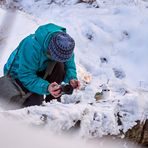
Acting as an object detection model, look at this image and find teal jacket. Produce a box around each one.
[4,23,77,95]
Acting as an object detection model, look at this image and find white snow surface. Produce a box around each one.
[0,0,148,140]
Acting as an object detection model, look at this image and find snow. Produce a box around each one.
[0,0,148,145]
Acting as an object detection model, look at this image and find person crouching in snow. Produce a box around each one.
[4,23,80,107]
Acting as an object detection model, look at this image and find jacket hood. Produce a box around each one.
[35,23,66,50]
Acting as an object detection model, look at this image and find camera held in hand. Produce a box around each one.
[60,83,74,95]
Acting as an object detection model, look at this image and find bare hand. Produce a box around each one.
[69,79,80,89]
[48,82,61,98]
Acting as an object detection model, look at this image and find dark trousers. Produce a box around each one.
[22,62,65,107]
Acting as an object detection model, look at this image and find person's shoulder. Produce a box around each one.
[21,34,42,51]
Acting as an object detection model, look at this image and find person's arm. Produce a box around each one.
[64,53,77,83]
[17,37,50,95]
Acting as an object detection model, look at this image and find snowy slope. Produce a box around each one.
[5,0,148,91]
[0,0,148,141]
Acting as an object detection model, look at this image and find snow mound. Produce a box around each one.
[1,89,148,139]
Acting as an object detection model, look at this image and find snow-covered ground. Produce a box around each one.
[0,0,148,146]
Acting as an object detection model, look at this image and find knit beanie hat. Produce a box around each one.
[48,32,75,62]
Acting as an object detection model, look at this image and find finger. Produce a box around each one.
[52,93,62,98]
[55,93,62,98]
[73,81,80,89]
[52,86,60,91]
[50,82,57,85]
[70,80,76,87]
[70,81,73,86]
[70,79,76,84]
[51,83,60,91]
[72,84,77,89]
[53,89,61,95]
[50,89,60,95]
[51,82,58,87]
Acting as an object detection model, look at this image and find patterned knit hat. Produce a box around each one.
[48,32,75,62]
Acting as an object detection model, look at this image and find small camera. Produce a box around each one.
[60,83,74,95]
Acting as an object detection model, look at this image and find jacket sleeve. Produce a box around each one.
[17,37,50,95]
[64,53,77,83]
